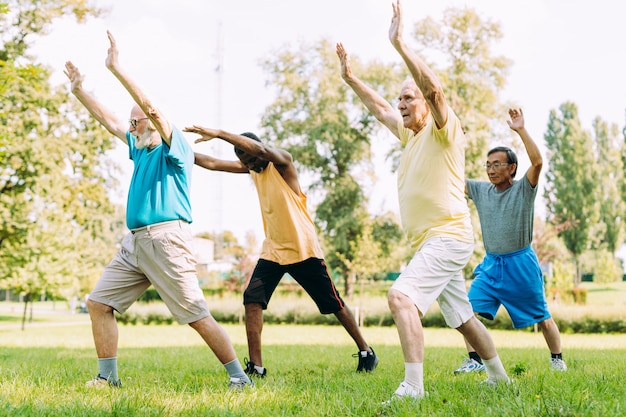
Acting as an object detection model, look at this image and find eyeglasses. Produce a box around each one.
[483,162,510,170]
[128,118,149,127]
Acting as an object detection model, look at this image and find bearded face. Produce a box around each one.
[134,127,154,149]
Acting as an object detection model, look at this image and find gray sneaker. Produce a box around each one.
[453,357,485,375]
[228,377,255,391]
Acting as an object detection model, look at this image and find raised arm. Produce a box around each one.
[185,125,301,194]
[507,108,542,186]
[389,0,448,129]
[184,125,293,167]
[193,152,248,173]
[64,61,128,144]
[336,42,401,138]
[104,31,173,145]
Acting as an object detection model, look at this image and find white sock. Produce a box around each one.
[483,355,509,381]
[404,362,424,392]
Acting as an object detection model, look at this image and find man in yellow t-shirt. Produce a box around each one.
[186,125,378,378]
[337,0,509,401]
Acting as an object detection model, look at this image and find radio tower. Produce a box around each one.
[214,21,224,256]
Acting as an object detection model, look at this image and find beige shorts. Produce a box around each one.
[89,220,210,324]
[391,236,474,328]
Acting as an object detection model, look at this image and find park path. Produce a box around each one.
[0,304,90,330]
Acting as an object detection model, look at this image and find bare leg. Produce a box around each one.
[463,337,476,353]
[87,299,119,358]
[388,289,424,362]
[244,303,264,365]
[456,316,497,360]
[334,306,370,352]
[539,317,562,354]
[188,316,237,364]
[456,317,509,381]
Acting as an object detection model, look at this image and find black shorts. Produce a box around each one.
[243,258,345,314]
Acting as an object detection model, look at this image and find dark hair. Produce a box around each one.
[487,146,518,178]
[234,132,261,156]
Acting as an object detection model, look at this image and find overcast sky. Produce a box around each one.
[31,0,626,245]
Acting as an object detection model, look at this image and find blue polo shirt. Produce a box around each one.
[125,126,193,229]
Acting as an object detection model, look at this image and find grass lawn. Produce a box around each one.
[1,322,625,416]
[1,281,624,416]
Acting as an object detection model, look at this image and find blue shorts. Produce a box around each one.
[468,246,551,329]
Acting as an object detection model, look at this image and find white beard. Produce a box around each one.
[134,129,154,149]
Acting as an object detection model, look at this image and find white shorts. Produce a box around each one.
[391,237,474,328]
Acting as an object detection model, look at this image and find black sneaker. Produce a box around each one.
[354,347,379,372]
[244,358,267,378]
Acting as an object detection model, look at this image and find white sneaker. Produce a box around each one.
[382,381,426,406]
[550,358,568,371]
[481,376,511,386]
[393,381,425,399]
[85,375,122,388]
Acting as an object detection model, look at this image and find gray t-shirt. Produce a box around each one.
[466,176,537,254]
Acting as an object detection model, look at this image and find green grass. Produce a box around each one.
[1,323,625,416]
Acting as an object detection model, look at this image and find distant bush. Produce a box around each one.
[114,281,625,334]
[115,307,625,334]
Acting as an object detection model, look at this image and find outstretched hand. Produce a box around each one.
[183,125,219,143]
[389,0,404,47]
[105,30,119,70]
[506,108,525,131]
[336,42,353,81]
[63,61,83,93]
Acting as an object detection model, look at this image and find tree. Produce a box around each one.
[592,117,624,253]
[544,102,600,287]
[259,38,405,296]
[0,0,124,320]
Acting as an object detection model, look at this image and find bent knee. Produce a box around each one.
[388,289,411,310]
[86,299,113,314]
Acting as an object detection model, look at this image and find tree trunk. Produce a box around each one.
[573,255,582,287]
[344,269,356,300]
[21,292,30,331]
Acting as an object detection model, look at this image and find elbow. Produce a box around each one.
[425,88,445,106]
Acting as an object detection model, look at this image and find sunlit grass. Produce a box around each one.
[1,282,625,415]
[1,324,625,416]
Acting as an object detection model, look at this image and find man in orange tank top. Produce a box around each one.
[186,125,378,378]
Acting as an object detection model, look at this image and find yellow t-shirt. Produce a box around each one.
[250,162,324,265]
[397,108,473,250]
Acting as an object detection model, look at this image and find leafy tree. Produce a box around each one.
[336,218,381,301]
[580,249,623,284]
[371,211,411,276]
[259,38,404,296]
[0,0,123,320]
[544,102,600,287]
[592,117,624,253]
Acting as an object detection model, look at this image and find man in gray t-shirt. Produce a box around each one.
[453,108,567,375]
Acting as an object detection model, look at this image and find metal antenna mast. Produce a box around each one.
[214,21,224,237]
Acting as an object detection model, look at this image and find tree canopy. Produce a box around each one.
[0,0,124,302]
